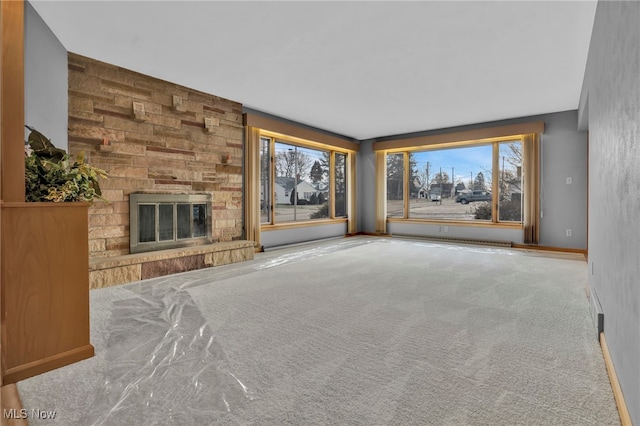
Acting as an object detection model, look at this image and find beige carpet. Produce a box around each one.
[17,237,619,425]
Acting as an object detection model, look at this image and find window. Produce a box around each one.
[259,136,350,224]
[387,138,525,224]
[260,137,271,224]
[335,153,347,217]
[407,144,494,221]
[386,153,404,218]
[274,142,328,222]
[498,141,523,222]
[246,114,359,245]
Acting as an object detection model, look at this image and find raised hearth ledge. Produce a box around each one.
[89,240,255,289]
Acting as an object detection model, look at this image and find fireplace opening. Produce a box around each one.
[130,193,212,254]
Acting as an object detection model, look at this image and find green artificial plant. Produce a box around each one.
[24,126,107,203]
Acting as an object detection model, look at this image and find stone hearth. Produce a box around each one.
[89,240,255,289]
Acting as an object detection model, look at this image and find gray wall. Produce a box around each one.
[539,110,588,249]
[25,2,68,151]
[357,139,377,234]
[359,111,588,249]
[580,1,640,422]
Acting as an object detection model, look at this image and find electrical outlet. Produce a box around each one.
[566,177,572,185]
[443,226,449,233]
[566,229,572,237]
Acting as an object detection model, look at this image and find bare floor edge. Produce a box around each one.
[1,384,28,426]
[17,237,619,425]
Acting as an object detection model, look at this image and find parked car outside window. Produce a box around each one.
[455,190,492,204]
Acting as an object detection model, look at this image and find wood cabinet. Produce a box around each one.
[1,202,94,384]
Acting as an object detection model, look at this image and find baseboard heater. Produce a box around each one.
[391,233,512,248]
[589,286,605,340]
[262,236,345,251]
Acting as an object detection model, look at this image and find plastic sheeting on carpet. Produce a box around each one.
[82,238,374,424]
[84,281,252,425]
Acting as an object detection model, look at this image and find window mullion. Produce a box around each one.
[270,137,276,224]
[491,142,500,223]
[376,151,388,233]
[329,151,335,219]
[403,152,410,219]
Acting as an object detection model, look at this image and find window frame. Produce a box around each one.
[385,135,524,228]
[372,126,545,235]
[259,130,353,230]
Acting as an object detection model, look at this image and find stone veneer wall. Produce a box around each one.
[67,53,244,259]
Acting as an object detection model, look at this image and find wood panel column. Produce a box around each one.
[347,152,357,234]
[243,125,261,249]
[375,151,387,233]
[0,0,26,405]
[1,0,26,202]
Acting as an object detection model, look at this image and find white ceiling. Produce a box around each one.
[30,1,597,140]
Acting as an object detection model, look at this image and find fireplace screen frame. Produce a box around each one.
[129,193,213,254]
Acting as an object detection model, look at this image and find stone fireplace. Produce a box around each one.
[67,53,255,288]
